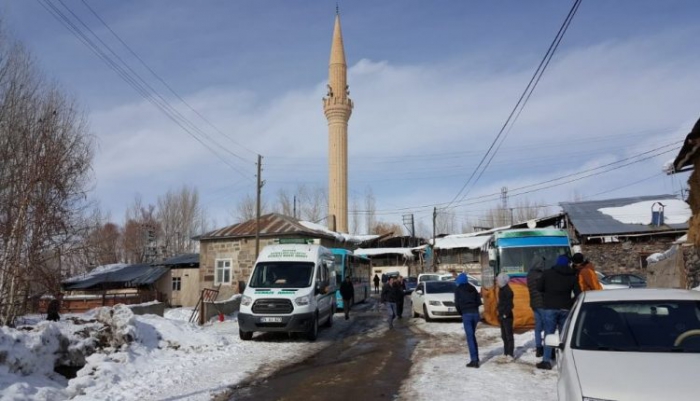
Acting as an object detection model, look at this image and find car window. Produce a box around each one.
[571,300,700,352]
[425,281,457,293]
[630,275,645,284]
[608,275,624,284]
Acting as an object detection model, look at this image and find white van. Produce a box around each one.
[238,244,337,342]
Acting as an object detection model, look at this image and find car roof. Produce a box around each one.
[582,288,700,302]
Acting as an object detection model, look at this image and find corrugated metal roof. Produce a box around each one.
[159,253,199,267]
[560,195,688,236]
[200,213,339,241]
[63,264,169,290]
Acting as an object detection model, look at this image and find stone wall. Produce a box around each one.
[128,301,166,317]
[682,245,700,289]
[201,296,241,325]
[581,237,677,276]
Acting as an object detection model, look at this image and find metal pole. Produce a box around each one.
[432,207,437,272]
[255,154,262,259]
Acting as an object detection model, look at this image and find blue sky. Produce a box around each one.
[2,0,699,234]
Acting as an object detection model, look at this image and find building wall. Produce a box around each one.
[170,268,200,307]
[581,237,677,275]
[199,236,343,301]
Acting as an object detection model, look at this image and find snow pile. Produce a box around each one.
[95,305,140,348]
[598,199,691,225]
[164,307,195,321]
[646,252,666,263]
[693,285,700,291]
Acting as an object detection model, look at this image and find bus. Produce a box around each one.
[331,248,371,309]
[480,229,572,328]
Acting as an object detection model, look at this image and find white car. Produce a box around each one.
[417,273,453,284]
[411,280,460,321]
[545,289,700,401]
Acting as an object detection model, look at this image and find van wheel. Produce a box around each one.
[239,329,253,341]
[423,305,433,322]
[307,314,319,341]
[324,306,334,328]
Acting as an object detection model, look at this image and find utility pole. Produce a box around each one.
[255,155,265,259]
[432,207,437,272]
[293,195,297,219]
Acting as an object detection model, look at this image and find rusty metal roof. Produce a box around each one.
[200,213,337,241]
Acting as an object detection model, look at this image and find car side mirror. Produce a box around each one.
[315,283,323,295]
[544,334,563,350]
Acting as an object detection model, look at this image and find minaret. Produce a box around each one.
[323,10,353,233]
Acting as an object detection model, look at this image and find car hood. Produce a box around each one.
[425,293,455,302]
[573,349,699,401]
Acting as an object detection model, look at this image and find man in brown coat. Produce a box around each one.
[572,253,603,292]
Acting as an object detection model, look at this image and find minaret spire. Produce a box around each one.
[323,10,353,233]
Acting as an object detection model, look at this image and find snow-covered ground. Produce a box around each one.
[1,306,557,401]
[402,319,557,401]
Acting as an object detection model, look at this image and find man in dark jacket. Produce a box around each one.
[497,273,514,358]
[339,276,355,320]
[536,255,580,370]
[373,274,380,294]
[381,276,401,329]
[455,273,482,368]
[395,276,407,319]
[527,256,546,357]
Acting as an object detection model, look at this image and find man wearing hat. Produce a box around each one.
[571,252,603,292]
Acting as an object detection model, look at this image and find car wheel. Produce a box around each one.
[423,305,432,322]
[307,313,319,342]
[239,329,253,341]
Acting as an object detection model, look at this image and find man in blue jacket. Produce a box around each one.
[455,273,482,368]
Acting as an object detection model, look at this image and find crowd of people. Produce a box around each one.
[454,252,602,369]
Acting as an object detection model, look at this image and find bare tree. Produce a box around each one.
[372,221,404,236]
[364,187,376,234]
[0,33,94,325]
[156,185,206,258]
[122,196,159,264]
[436,208,457,235]
[349,196,360,234]
[233,193,264,223]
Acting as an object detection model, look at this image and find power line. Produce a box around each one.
[77,0,259,161]
[445,0,583,209]
[38,0,256,180]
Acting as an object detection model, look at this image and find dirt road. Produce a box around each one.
[218,298,419,401]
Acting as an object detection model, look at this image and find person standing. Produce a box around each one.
[571,253,603,292]
[527,256,546,357]
[536,255,580,370]
[497,273,514,358]
[373,274,380,294]
[455,273,482,368]
[340,275,355,320]
[395,276,407,319]
[381,276,400,329]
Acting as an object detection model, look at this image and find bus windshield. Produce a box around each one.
[249,262,315,288]
[499,246,570,274]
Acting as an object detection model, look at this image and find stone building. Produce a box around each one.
[197,213,375,300]
[560,195,690,275]
[669,116,700,287]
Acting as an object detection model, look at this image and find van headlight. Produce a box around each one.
[295,295,311,306]
[429,301,442,306]
[241,295,252,306]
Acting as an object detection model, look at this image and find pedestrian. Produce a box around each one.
[497,272,514,358]
[395,276,406,319]
[381,276,400,329]
[571,253,603,292]
[46,298,60,322]
[536,255,580,370]
[527,256,546,357]
[455,272,482,368]
[340,275,355,320]
[373,274,380,294]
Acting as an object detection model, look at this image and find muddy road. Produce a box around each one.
[217,298,421,401]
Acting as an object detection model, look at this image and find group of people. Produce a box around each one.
[455,252,602,370]
[379,275,408,329]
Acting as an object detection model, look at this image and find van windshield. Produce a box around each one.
[249,262,315,288]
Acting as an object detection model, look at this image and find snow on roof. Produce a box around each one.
[430,234,490,250]
[354,247,415,258]
[598,199,691,225]
[63,263,129,283]
[298,220,379,244]
[662,158,676,174]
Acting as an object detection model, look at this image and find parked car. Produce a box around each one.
[467,274,482,293]
[595,271,628,290]
[404,276,418,294]
[411,280,459,321]
[545,289,700,401]
[601,273,647,288]
[417,273,453,284]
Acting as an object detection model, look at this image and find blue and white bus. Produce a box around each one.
[331,249,371,309]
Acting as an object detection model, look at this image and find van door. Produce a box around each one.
[315,261,332,320]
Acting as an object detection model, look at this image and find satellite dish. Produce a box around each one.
[527,220,537,229]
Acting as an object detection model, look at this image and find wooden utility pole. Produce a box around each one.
[255,154,264,258]
[432,207,437,272]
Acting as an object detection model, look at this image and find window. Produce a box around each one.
[249,262,314,288]
[215,259,232,285]
[172,277,182,291]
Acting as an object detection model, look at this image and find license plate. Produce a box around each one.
[447,307,456,312]
[260,317,282,323]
